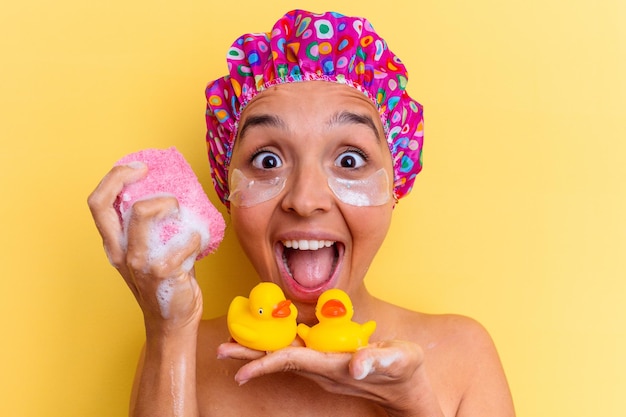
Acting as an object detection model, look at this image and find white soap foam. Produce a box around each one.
[181,254,196,274]
[156,278,176,319]
[378,351,402,369]
[353,356,375,380]
[120,196,211,273]
[353,351,403,380]
[118,192,179,253]
[147,206,210,266]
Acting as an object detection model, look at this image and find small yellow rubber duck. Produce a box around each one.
[227,282,298,351]
[297,288,376,352]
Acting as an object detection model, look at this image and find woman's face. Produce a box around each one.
[228,81,394,320]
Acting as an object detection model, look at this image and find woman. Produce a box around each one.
[88,9,515,417]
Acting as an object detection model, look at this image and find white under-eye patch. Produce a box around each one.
[328,168,390,207]
[228,169,287,207]
[228,167,390,208]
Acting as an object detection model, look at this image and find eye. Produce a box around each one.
[335,149,367,169]
[258,308,264,315]
[252,151,282,169]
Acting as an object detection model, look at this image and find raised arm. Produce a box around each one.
[88,163,202,417]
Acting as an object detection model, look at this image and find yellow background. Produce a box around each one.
[1,0,624,415]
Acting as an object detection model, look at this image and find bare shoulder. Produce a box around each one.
[417,313,505,381]
[382,308,499,373]
[422,313,499,354]
[419,313,515,416]
[377,303,515,416]
[376,300,495,350]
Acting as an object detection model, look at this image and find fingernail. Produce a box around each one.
[126,161,146,169]
[234,372,249,386]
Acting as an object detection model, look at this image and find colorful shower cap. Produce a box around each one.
[205,9,424,207]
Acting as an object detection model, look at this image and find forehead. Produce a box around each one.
[239,81,382,130]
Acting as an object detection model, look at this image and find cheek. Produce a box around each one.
[231,206,266,232]
[348,204,393,258]
[231,207,276,270]
[231,209,263,253]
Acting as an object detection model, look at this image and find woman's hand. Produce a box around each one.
[88,164,204,333]
[216,340,444,417]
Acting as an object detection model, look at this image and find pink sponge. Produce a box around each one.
[114,147,225,263]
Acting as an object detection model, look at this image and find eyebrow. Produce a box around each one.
[237,114,286,141]
[237,110,382,142]
[328,111,382,142]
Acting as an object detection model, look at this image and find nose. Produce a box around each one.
[280,164,333,216]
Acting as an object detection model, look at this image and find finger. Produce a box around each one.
[158,232,202,275]
[233,346,351,385]
[216,342,267,361]
[125,196,179,268]
[87,163,148,263]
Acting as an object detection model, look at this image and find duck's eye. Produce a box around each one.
[258,308,264,315]
[252,151,282,169]
[335,149,366,169]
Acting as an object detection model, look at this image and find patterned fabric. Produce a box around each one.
[205,9,424,207]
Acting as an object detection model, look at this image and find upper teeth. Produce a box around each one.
[283,240,334,250]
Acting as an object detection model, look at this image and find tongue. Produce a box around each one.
[285,246,335,288]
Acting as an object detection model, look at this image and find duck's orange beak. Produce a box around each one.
[321,299,346,318]
[272,299,292,318]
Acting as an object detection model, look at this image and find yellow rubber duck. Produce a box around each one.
[227,282,298,351]
[297,288,376,352]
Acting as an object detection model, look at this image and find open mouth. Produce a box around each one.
[278,239,342,294]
